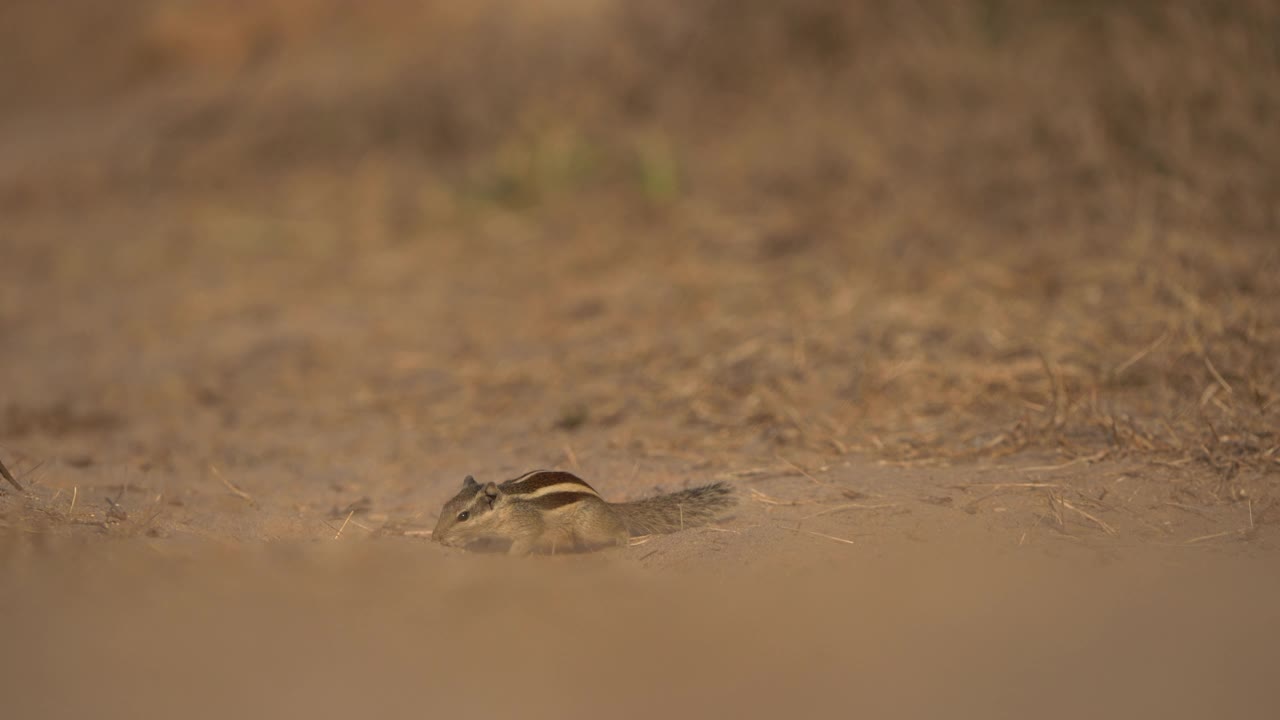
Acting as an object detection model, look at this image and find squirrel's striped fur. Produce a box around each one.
[432,470,735,555]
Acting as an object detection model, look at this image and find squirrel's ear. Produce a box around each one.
[483,482,500,499]
[462,475,478,489]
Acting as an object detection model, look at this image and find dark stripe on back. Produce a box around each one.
[502,471,596,495]
[526,491,597,510]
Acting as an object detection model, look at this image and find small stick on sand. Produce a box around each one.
[1018,450,1109,472]
[775,454,828,486]
[801,503,896,520]
[1045,491,1065,530]
[1203,356,1233,395]
[69,486,78,517]
[1185,528,1249,545]
[719,467,777,479]
[1113,330,1170,377]
[0,457,23,492]
[797,529,856,545]
[1163,501,1213,518]
[748,488,815,506]
[333,509,355,540]
[211,465,253,503]
[1060,499,1118,535]
[956,482,1061,490]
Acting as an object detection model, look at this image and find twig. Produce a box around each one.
[333,510,355,540]
[801,503,896,519]
[1203,356,1233,395]
[748,488,815,506]
[1113,330,1170,377]
[956,482,1061,489]
[138,503,166,532]
[775,454,828,486]
[104,495,128,522]
[211,465,253,503]
[1184,528,1248,545]
[1116,505,1173,536]
[1163,501,1212,518]
[69,486,78,517]
[1045,492,1065,530]
[1018,450,1109,472]
[0,456,23,492]
[797,529,856,545]
[1060,499,1118,535]
[699,526,741,534]
[18,459,47,485]
[719,467,778,479]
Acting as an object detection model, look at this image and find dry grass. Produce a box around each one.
[0,456,23,492]
[0,0,1276,509]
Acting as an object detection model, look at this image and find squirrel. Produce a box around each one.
[431,470,735,555]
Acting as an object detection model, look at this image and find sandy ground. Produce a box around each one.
[5,536,1279,719]
[4,451,1277,718]
[2,2,1278,717]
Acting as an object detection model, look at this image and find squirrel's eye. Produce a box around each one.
[456,510,470,522]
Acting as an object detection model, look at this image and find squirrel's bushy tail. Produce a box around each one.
[614,482,735,535]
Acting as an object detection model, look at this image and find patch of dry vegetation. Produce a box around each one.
[1,1,1276,497]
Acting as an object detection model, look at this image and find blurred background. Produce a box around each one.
[1,0,1277,522]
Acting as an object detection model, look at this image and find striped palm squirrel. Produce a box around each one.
[432,470,735,555]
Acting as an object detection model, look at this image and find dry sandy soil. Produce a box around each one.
[2,2,1278,718]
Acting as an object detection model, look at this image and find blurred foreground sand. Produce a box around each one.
[4,536,1278,720]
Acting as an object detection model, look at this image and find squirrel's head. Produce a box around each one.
[432,475,504,549]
